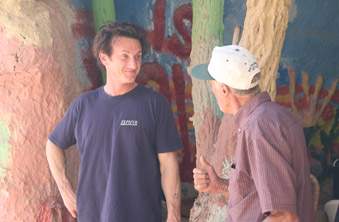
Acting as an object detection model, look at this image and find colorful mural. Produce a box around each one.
[276,0,339,180]
[223,0,339,181]
[114,0,339,184]
[115,0,195,182]
[276,69,339,179]
[71,1,102,90]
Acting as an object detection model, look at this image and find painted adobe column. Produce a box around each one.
[0,0,85,221]
[188,0,226,221]
[239,0,292,100]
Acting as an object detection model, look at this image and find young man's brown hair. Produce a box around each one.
[93,21,150,70]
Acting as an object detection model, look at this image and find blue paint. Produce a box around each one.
[276,67,289,86]
[71,0,92,10]
[70,0,93,87]
[276,66,303,87]
[163,0,191,38]
[280,0,339,90]
[75,38,92,87]
[115,0,149,26]
[116,0,191,43]
[223,0,246,45]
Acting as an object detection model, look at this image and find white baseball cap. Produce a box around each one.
[191,45,260,90]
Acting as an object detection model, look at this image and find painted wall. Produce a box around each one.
[0,0,100,221]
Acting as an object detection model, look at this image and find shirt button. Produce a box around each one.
[238,128,241,133]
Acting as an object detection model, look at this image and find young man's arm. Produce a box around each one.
[158,151,181,222]
[193,156,229,196]
[46,139,77,218]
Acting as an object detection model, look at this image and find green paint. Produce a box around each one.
[192,0,224,48]
[191,0,225,120]
[189,2,226,219]
[309,109,339,179]
[0,122,10,177]
[92,0,116,84]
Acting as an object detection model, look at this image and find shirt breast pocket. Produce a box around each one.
[229,165,252,205]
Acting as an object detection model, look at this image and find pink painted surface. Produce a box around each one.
[190,111,239,221]
[0,29,74,220]
[0,1,96,220]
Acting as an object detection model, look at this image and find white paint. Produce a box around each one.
[57,0,76,31]
[280,56,295,70]
[0,0,52,47]
[289,0,297,22]
[208,203,227,222]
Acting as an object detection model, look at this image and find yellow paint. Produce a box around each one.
[146,80,159,89]
[169,80,174,90]
[275,95,291,103]
[301,72,310,104]
[185,84,192,93]
[308,110,339,148]
[288,71,338,127]
[0,0,52,47]
[187,121,194,130]
[185,105,194,114]
[171,104,177,112]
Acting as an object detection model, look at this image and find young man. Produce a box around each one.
[46,22,182,222]
[191,45,314,222]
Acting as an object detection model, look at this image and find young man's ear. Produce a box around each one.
[99,51,108,66]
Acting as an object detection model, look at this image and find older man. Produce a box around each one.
[192,45,313,222]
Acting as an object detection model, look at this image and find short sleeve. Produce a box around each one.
[154,95,183,153]
[48,100,78,149]
[247,134,297,214]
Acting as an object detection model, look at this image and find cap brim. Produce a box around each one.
[191,63,215,80]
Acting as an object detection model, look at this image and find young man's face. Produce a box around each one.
[102,36,142,84]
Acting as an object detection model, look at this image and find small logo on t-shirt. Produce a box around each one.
[120,120,138,126]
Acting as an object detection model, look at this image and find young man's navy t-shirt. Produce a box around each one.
[48,85,183,222]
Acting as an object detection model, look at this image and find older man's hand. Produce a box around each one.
[193,156,229,196]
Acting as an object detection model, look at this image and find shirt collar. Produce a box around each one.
[232,92,271,127]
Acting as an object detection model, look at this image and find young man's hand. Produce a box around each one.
[59,184,77,218]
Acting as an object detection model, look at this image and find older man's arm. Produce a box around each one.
[193,156,229,196]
